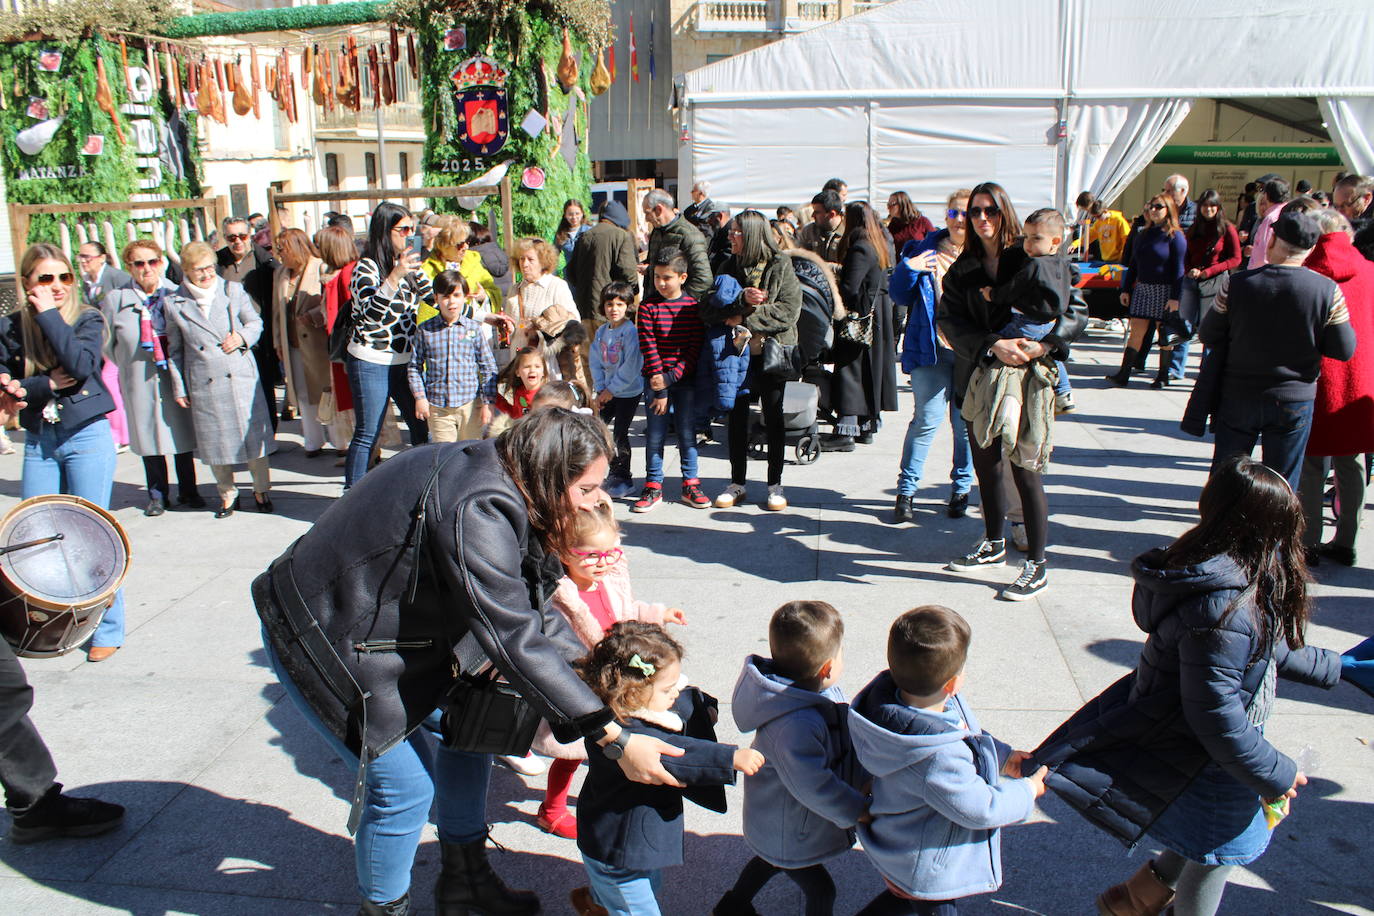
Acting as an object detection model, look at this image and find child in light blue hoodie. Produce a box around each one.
[590,281,644,497]
[849,606,1047,915]
[715,601,868,916]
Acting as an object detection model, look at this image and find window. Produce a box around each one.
[706,54,730,65]
[230,185,249,220]
[324,153,340,191]
[365,152,378,208]
[399,152,410,188]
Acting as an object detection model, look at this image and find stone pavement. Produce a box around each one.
[1,330,1371,915]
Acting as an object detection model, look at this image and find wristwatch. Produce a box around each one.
[601,729,633,760]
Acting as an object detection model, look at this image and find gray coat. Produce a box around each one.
[101,278,197,458]
[163,278,276,465]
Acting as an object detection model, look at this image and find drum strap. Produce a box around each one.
[268,547,373,835]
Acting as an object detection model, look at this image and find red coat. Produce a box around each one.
[1305,231,1374,456]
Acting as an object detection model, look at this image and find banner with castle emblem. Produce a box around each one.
[451,55,509,155]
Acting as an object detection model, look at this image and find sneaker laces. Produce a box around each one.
[1012,560,1043,587]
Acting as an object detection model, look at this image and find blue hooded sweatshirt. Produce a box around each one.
[890,229,949,373]
[849,671,1036,901]
[732,656,868,868]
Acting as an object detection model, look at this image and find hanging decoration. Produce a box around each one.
[589,48,609,96]
[37,49,61,72]
[555,29,577,93]
[521,166,545,190]
[451,54,509,156]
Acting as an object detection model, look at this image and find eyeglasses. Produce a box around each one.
[188,264,218,275]
[946,208,967,220]
[130,258,163,269]
[225,233,249,242]
[393,224,416,233]
[32,272,74,286]
[570,546,624,566]
[1147,203,1167,211]
[76,253,103,262]
[968,205,1000,220]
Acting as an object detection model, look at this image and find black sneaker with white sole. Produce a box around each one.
[1002,559,1048,601]
[947,538,1006,571]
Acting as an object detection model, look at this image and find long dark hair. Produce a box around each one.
[364,201,411,278]
[734,209,780,268]
[555,199,586,247]
[887,191,922,227]
[839,201,891,270]
[1188,188,1229,245]
[496,406,614,559]
[1164,456,1310,654]
[957,181,1020,263]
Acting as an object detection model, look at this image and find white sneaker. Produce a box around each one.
[714,483,747,508]
[497,753,546,777]
[1010,522,1029,552]
[765,485,787,511]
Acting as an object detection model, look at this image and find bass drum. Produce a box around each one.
[0,495,130,658]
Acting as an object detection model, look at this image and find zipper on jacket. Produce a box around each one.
[353,639,434,653]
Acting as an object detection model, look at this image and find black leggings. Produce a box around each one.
[966,420,1049,561]
[727,856,835,916]
[599,395,638,480]
[728,374,786,486]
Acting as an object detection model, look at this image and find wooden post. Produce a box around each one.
[9,204,28,307]
[266,188,280,243]
[499,174,515,255]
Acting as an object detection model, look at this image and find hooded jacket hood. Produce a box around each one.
[1131,547,1249,634]
[849,671,969,778]
[732,655,842,733]
[1306,230,1362,285]
[599,200,630,230]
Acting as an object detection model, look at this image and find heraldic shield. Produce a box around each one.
[451,55,509,155]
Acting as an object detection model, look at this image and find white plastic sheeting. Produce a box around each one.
[680,0,1374,212]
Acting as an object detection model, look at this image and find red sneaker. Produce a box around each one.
[681,479,710,508]
[632,483,663,513]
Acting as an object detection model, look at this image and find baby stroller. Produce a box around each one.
[748,252,837,466]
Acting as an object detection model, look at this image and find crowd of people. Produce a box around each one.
[1,168,1374,916]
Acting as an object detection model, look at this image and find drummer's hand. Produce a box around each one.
[48,367,75,391]
[613,733,686,787]
[175,396,190,408]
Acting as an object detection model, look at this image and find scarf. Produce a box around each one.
[138,285,172,368]
[186,279,217,317]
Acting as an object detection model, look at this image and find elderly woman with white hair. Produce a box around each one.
[683,180,717,233]
[164,241,276,518]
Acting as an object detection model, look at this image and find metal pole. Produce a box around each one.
[375,104,389,194]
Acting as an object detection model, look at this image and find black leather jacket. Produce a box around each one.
[936,244,1087,404]
[252,440,613,763]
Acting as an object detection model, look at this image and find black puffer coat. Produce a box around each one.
[1029,549,1341,847]
[252,440,613,763]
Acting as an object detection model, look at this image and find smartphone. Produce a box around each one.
[407,234,423,259]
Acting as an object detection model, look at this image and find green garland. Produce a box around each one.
[161,2,389,40]
[0,36,200,250]
[0,0,178,43]
[418,16,592,244]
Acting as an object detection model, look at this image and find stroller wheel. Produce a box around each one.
[795,434,821,465]
[749,433,768,460]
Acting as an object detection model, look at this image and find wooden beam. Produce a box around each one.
[10,198,222,216]
[271,185,502,205]
[499,175,514,254]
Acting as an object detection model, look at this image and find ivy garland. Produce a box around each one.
[415,14,593,244]
[0,37,200,251]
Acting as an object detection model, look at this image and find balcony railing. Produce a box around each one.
[316,102,424,136]
[697,0,847,32]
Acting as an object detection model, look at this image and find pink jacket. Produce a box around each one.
[532,559,667,759]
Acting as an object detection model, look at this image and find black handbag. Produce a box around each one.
[439,644,543,756]
[759,336,802,381]
[835,305,874,348]
[1160,309,1194,349]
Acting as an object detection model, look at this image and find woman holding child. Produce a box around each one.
[937,182,1085,601]
[254,408,690,916]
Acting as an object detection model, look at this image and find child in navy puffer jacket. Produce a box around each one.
[715,601,868,916]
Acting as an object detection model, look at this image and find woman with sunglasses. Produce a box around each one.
[937,182,1085,601]
[163,241,276,518]
[101,239,202,516]
[344,202,432,488]
[1108,194,1186,388]
[0,243,125,660]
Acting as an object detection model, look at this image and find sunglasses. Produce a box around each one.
[76,253,104,262]
[570,546,624,566]
[968,205,1000,220]
[1147,203,1167,211]
[33,272,74,286]
[130,258,163,269]
[225,233,250,242]
[946,208,967,219]
[393,223,416,233]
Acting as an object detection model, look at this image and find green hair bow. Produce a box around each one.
[627,654,656,677]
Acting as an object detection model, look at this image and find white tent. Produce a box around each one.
[678,0,1374,214]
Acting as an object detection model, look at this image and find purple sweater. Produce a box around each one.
[1124,226,1187,300]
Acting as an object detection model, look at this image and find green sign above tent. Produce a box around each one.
[1155,145,1342,166]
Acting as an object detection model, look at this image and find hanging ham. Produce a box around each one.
[556,29,578,92]
[232,59,252,116]
[94,56,126,143]
[407,31,418,80]
[249,46,261,118]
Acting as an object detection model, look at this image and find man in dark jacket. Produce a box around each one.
[1333,173,1374,262]
[1200,206,1356,489]
[217,216,281,428]
[644,188,712,302]
[568,200,639,319]
[682,180,718,235]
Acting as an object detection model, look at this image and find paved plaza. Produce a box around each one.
[1,331,1371,915]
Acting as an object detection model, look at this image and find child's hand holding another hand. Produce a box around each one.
[1025,765,1049,799]
[664,607,688,626]
[733,748,765,775]
[1002,750,1031,778]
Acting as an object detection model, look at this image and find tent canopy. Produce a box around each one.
[679,0,1374,213]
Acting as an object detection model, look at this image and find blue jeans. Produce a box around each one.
[584,856,663,916]
[262,633,491,904]
[897,349,972,498]
[1168,278,1201,379]
[1211,394,1314,491]
[643,381,698,484]
[345,356,428,488]
[22,418,124,648]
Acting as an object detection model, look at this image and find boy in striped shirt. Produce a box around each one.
[633,247,708,512]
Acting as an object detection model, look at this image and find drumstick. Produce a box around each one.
[0,533,64,556]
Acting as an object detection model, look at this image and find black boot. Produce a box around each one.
[1150,363,1171,389]
[892,494,914,523]
[359,893,411,915]
[7,784,125,844]
[435,838,540,916]
[1107,347,1138,387]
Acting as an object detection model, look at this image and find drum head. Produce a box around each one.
[0,496,129,611]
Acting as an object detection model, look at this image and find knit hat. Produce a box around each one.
[599,200,630,229]
[1272,208,1320,250]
